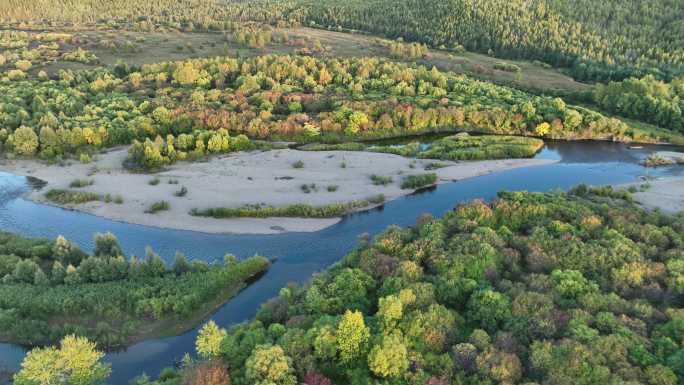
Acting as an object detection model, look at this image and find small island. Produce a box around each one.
[0,231,270,348]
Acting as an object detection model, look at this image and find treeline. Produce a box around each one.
[272,0,684,82]
[0,0,298,32]
[594,75,684,133]
[132,187,684,385]
[0,54,664,165]
[3,0,683,83]
[0,231,270,347]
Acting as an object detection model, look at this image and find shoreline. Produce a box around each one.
[620,176,684,214]
[0,148,558,235]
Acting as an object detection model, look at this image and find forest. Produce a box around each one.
[3,1,684,385]
[0,53,668,170]
[262,0,684,83]
[142,187,684,385]
[20,187,684,385]
[3,0,682,84]
[0,231,270,347]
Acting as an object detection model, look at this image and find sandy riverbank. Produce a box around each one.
[625,177,684,214]
[0,148,557,234]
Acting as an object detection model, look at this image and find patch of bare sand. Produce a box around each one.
[0,148,557,234]
[622,177,684,214]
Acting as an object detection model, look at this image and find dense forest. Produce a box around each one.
[0,53,664,169]
[2,0,683,84]
[594,76,684,134]
[150,187,684,384]
[0,231,270,347]
[22,187,684,385]
[267,0,684,83]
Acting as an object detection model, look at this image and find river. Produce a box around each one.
[0,140,683,384]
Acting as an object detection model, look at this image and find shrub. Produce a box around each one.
[145,201,170,214]
[400,173,438,189]
[370,175,393,186]
[191,195,385,219]
[12,126,39,156]
[45,189,100,204]
[69,179,94,188]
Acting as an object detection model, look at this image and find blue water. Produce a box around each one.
[0,141,683,384]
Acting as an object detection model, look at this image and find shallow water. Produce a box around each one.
[0,141,683,383]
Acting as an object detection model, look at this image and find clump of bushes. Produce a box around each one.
[191,194,385,219]
[370,174,393,186]
[145,201,170,214]
[493,61,521,73]
[401,173,438,189]
[69,179,94,188]
[45,189,100,204]
[641,153,682,167]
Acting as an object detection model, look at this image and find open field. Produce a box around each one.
[24,25,590,95]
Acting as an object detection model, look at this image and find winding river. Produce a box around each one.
[1,140,684,384]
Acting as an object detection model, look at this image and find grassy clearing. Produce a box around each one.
[190,194,386,219]
[401,173,438,189]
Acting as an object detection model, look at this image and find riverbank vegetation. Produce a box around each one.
[190,194,386,219]
[0,52,672,169]
[0,231,270,347]
[123,187,684,385]
[418,134,544,161]
[400,173,438,189]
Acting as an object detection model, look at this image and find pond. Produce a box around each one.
[0,140,683,384]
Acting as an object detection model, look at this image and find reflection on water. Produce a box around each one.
[1,141,684,384]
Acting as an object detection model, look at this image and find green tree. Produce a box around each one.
[336,310,370,364]
[368,333,409,378]
[13,126,39,156]
[14,335,110,385]
[245,344,296,385]
[196,321,227,359]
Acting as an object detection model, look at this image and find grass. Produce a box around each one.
[145,200,170,214]
[300,134,544,162]
[300,142,367,151]
[190,194,386,219]
[424,162,449,170]
[69,179,94,188]
[417,134,544,161]
[401,173,438,190]
[370,174,393,186]
[45,189,100,204]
